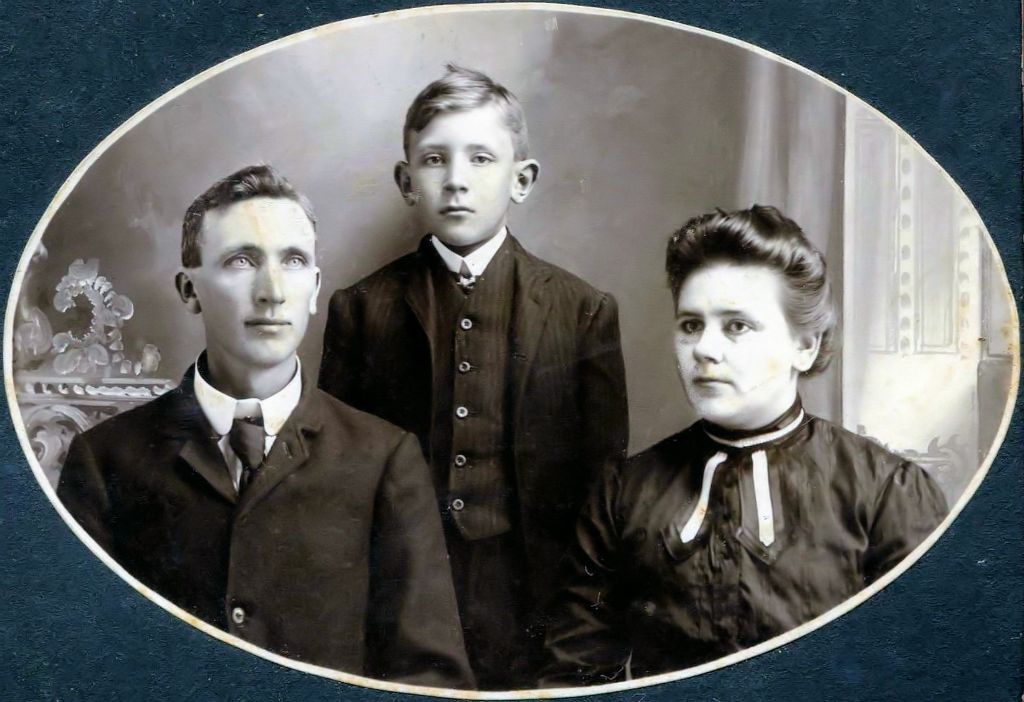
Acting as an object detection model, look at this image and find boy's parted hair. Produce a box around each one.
[666,204,837,375]
[403,64,530,160]
[181,164,317,268]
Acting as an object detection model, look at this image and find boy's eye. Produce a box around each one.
[678,319,703,335]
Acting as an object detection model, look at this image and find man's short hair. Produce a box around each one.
[181,164,316,268]
[403,64,530,160]
[665,204,837,375]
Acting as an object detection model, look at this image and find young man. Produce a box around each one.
[318,66,629,688]
[57,165,473,688]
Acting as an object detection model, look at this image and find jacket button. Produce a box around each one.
[460,318,473,331]
[451,498,465,511]
[455,406,469,419]
[453,454,467,467]
[231,606,246,625]
[458,361,472,373]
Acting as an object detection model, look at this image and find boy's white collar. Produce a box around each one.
[430,227,508,278]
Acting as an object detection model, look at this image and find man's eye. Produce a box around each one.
[471,153,494,164]
[726,320,752,335]
[679,319,703,335]
[282,255,308,269]
[225,256,255,269]
[422,154,444,166]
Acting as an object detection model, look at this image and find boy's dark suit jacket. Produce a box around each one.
[56,366,474,689]
[318,234,629,612]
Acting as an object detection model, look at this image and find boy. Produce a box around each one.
[319,66,629,688]
[58,165,473,687]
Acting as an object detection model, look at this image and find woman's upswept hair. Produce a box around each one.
[666,204,837,375]
[403,64,529,160]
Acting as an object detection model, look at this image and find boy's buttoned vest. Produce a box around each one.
[427,242,517,540]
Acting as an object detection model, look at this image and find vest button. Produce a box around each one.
[451,498,465,511]
[460,318,473,331]
[458,361,472,373]
[453,454,468,467]
[231,606,246,625]
[455,406,469,419]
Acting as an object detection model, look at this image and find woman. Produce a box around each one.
[542,205,948,685]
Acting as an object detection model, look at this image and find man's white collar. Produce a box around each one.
[193,356,302,437]
[430,227,508,278]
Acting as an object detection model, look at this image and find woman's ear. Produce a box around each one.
[175,271,202,315]
[793,331,822,373]
[510,159,540,203]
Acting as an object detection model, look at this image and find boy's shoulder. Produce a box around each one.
[331,234,614,309]
[511,237,611,307]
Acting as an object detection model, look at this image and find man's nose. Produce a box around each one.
[254,264,285,305]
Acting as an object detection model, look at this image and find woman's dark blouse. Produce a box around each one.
[542,410,948,685]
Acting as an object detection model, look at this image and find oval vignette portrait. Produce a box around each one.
[3,3,1019,698]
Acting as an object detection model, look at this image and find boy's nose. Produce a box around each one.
[443,160,470,193]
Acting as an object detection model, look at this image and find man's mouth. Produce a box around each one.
[440,205,474,215]
[245,319,291,328]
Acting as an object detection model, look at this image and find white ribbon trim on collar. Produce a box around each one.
[681,411,803,547]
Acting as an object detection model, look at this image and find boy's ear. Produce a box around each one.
[792,331,822,373]
[394,161,418,205]
[175,271,202,315]
[510,159,540,204]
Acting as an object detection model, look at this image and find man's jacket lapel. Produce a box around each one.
[162,371,237,505]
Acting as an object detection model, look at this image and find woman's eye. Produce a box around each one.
[679,319,703,335]
[726,320,752,335]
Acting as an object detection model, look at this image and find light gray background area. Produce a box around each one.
[18,9,847,454]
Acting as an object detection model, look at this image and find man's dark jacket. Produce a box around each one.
[318,235,629,611]
[56,366,474,688]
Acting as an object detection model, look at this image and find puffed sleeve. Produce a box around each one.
[863,460,948,583]
[540,459,632,687]
[364,431,475,689]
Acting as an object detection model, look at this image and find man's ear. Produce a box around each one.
[308,267,322,315]
[510,159,540,204]
[175,271,202,315]
[394,161,417,205]
[793,331,822,373]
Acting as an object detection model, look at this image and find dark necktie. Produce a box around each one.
[229,416,265,494]
[457,260,476,292]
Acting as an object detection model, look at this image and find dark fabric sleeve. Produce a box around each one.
[577,293,629,475]
[863,460,949,583]
[317,287,365,408]
[56,433,114,555]
[540,460,632,687]
[364,431,475,689]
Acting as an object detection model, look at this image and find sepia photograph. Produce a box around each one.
[2,2,1020,700]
